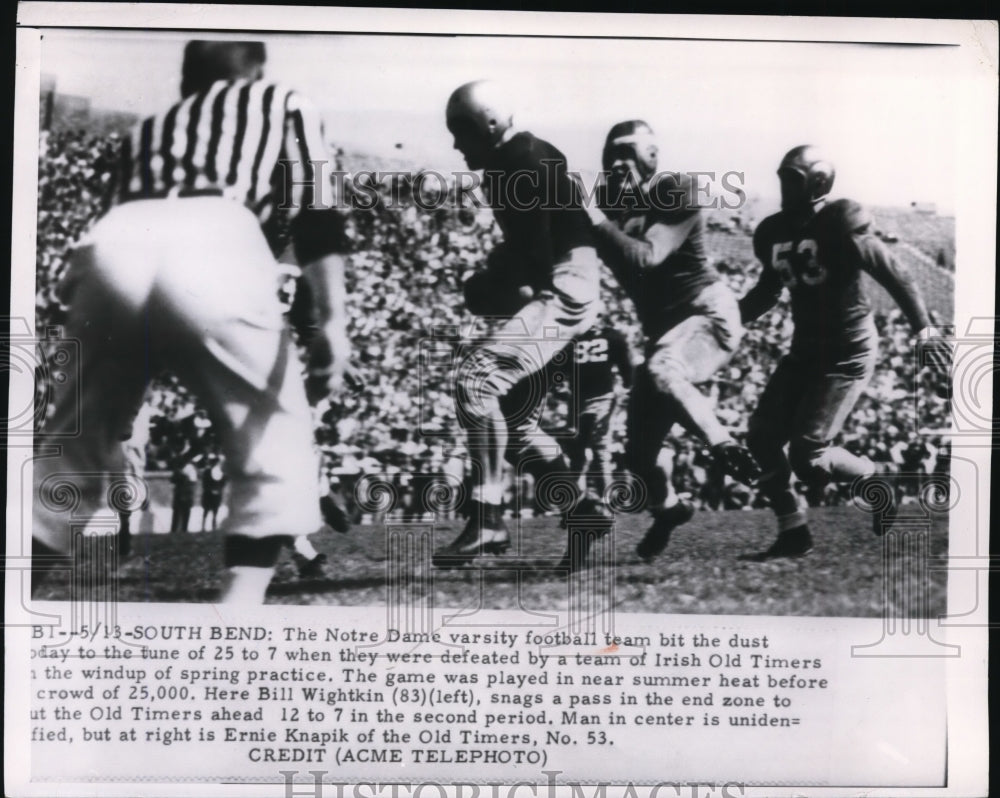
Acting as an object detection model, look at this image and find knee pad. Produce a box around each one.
[224,534,294,568]
[789,437,832,484]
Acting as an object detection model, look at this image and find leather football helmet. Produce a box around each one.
[602,120,658,181]
[777,145,835,206]
[445,81,514,168]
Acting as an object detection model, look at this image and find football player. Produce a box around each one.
[582,120,760,563]
[555,323,633,513]
[433,80,604,567]
[739,145,951,559]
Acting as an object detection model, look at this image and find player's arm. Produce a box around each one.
[854,234,931,331]
[283,90,353,402]
[463,251,535,316]
[738,224,783,323]
[589,215,700,272]
[738,268,782,324]
[465,147,553,314]
[585,171,701,271]
[821,197,948,374]
[854,232,951,375]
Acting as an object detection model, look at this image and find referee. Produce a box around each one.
[33,41,351,603]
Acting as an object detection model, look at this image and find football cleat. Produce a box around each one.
[712,441,761,485]
[432,501,510,568]
[636,500,695,562]
[295,552,328,580]
[743,524,814,561]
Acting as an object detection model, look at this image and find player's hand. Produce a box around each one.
[305,326,351,406]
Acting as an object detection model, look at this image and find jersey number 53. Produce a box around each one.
[772,239,828,287]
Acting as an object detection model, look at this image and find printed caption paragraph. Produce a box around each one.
[26,606,945,785]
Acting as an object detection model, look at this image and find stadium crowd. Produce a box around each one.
[35,130,952,521]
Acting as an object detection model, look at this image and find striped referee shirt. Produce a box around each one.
[119,79,344,261]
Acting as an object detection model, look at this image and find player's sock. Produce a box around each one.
[471,483,505,508]
[293,535,319,560]
[777,504,808,532]
[221,566,277,604]
[650,493,680,513]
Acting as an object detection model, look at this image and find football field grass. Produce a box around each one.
[35,506,948,618]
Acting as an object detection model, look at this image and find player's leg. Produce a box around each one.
[502,374,578,513]
[625,366,694,561]
[441,327,575,564]
[555,395,615,571]
[744,357,806,559]
[443,341,533,563]
[292,533,327,579]
[32,214,152,591]
[564,404,589,489]
[442,252,600,564]
[582,395,615,504]
[150,199,323,603]
[786,343,886,533]
[646,284,759,483]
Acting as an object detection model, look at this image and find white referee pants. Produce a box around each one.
[33,197,322,551]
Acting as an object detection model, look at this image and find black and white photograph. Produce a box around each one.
[5,5,994,796]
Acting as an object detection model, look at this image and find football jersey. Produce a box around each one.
[552,326,631,401]
[598,172,720,339]
[752,199,881,353]
[482,131,594,291]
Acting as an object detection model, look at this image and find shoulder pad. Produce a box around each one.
[816,199,872,237]
[752,212,783,250]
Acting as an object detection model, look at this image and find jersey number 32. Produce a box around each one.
[575,339,609,364]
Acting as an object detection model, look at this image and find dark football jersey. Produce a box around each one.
[751,200,883,354]
[481,131,594,291]
[598,172,720,340]
[552,326,631,401]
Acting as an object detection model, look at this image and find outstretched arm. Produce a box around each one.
[855,235,931,331]
[738,266,783,324]
[855,233,950,375]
